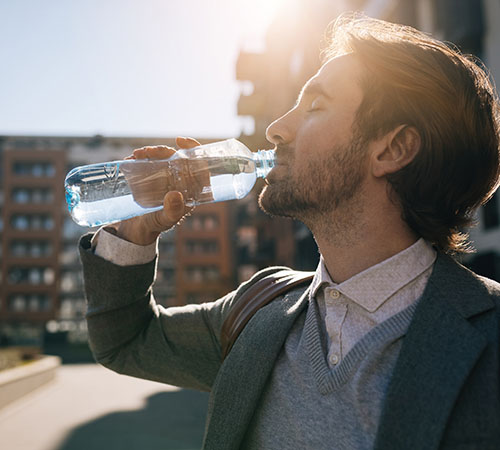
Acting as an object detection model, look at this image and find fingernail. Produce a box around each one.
[169,195,183,209]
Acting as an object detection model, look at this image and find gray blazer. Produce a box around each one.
[80,234,500,449]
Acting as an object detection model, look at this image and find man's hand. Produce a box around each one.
[112,136,201,246]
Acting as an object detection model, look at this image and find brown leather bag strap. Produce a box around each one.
[220,270,314,360]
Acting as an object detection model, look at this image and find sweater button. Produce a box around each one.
[329,354,339,365]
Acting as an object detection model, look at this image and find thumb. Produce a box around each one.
[115,191,191,246]
[146,191,192,232]
[163,191,188,223]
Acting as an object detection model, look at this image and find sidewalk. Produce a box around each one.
[0,364,208,450]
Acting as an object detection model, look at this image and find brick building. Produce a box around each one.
[0,143,66,329]
[0,135,234,344]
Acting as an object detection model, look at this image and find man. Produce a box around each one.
[80,15,500,449]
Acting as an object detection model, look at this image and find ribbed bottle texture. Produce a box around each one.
[64,139,275,227]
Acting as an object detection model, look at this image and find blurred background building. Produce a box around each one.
[1,0,500,356]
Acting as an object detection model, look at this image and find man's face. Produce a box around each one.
[259,54,368,223]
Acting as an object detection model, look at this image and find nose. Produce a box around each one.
[265,109,295,146]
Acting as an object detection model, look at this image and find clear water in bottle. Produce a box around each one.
[65,139,275,227]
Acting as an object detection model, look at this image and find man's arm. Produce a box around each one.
[80,231,232,391]
[79,136,232,391]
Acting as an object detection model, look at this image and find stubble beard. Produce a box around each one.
[258,134,367,229]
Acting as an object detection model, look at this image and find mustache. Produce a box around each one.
[274,145,293,164]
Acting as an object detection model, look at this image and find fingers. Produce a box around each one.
[176,136,201,149]
[129,137,200,160]
[132,145,177,160]
[115,191,192,245]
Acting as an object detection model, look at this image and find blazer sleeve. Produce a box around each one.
[79,233,233,392]
[79,233,288,392]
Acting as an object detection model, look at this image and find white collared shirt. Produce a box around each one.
[310,238,437,367]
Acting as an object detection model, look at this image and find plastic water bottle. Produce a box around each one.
[65,139,275,227]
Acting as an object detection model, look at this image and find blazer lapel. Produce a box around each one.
[203,286,310,450]
[375,254,493,450]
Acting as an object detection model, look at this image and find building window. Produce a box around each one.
[204,215,219,230]
[10,242,27,256]
[237,226,257,256]
[9,295,26,312]
[11,215,29,230]
[60,271,81,292]
[185,240,219,254]
[10,241,53,258]
[8,294,50,312]
[184,214,220,230]
[205,266,220,281]
[12,188,53,204]
[163,269,175,284]
[185,267,203,283]
[61,243,79,264]
[10,214,54,231]
[13,161,55,177]
[31,242,52,257]
[12,188,30,204]
[7,267,55,285]
[184,265,220,282]
[158,241,175,258]
[60,299,74,318]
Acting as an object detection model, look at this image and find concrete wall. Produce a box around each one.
[0,355,61,409]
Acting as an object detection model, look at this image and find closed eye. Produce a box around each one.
[306,97,324,112]
[296,79,333,111]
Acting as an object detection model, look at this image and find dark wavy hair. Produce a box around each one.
[323,15,500,253]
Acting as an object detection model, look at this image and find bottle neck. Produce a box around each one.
[253,149,275,178]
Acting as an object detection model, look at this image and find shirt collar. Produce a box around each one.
[310,256,334,298]
[310,238,437,312]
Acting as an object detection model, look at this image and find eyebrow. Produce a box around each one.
[297,80,334,105]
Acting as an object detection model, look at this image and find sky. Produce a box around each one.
[0,0,288,139]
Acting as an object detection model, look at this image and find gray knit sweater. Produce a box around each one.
[242,295,418,449]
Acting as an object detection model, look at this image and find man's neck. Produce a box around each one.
[310,200,418,283]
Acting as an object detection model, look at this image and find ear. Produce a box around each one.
[370,125,421,178]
